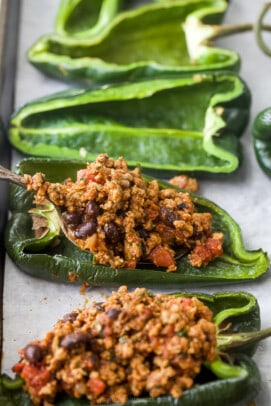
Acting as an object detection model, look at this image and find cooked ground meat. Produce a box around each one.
[25,153,223,271]
[12,286,217,405]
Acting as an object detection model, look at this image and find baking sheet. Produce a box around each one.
[0,0,21,368]
[2,1,271,404]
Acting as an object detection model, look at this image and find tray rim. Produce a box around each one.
[0,0,21,370]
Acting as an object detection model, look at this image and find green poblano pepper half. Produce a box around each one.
[1,290,270,405]
[253,107,271,178]
[27,0,239,84]
[5,157,268,286]
[9,73,250,175]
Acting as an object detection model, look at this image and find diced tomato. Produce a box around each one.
[149,245,176,269]
[206,235,223,257]
[21,364,51,395]
[181,298,193,307]
[88,378,106,396]
[76,169,96,184]
[190,233,223,267]
[12,362,24,374]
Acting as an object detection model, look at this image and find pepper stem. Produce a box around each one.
[217,326,271,352]
[202,3,271,56]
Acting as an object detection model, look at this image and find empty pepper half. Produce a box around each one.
[0,288,270,405]
[27,0,240,85]
[8,73,251,175]
[4,157,268,286]
[253,107,271,178]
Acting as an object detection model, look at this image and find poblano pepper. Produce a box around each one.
[27,0,240,84]
[4,157,268,286]
[1,290,270,405]
[8,73,251,175]
[253,107,271,178]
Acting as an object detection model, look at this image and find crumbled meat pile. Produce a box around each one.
[25,153,223,271]
[13,286,217,405]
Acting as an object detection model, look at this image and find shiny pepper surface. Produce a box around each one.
[9,73,251,175]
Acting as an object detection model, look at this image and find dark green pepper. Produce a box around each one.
[0,290,269,405]
[4,157,268,286]
[27,0,241,84]
[9,73,251,175]
[253,107,271,177]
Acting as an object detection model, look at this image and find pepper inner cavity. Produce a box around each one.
[25,153,224,271]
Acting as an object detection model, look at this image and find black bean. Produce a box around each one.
[24,344,44,364]
[85,200,100,218]
[94,302,105,311]
[62,311,79,322]
[137,228,149,240]
[159,206,177,226]
[103,222,123,244]
[63,211,81,226]
[177,202,189,210]
[60,332,91,350]
[74,220,97,239]
[106,308,121,320]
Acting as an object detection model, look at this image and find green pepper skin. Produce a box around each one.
[9,73,251,175]
[253,107,271,177]
[27,0,240,85]
[55,0,122,39]
[5,158,268,286]
[0,291,262,405]
[54,0,173,39]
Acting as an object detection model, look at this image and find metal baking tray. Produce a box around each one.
[0,0,21,361]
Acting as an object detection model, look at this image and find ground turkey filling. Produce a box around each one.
[25,153,224,271]
[12,286,217,405]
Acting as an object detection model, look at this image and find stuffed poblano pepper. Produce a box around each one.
[253,107,271,177]
[0,287,270,405]
[9,73,251,175]
[27,0,240,84]
[4,154,268,286]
